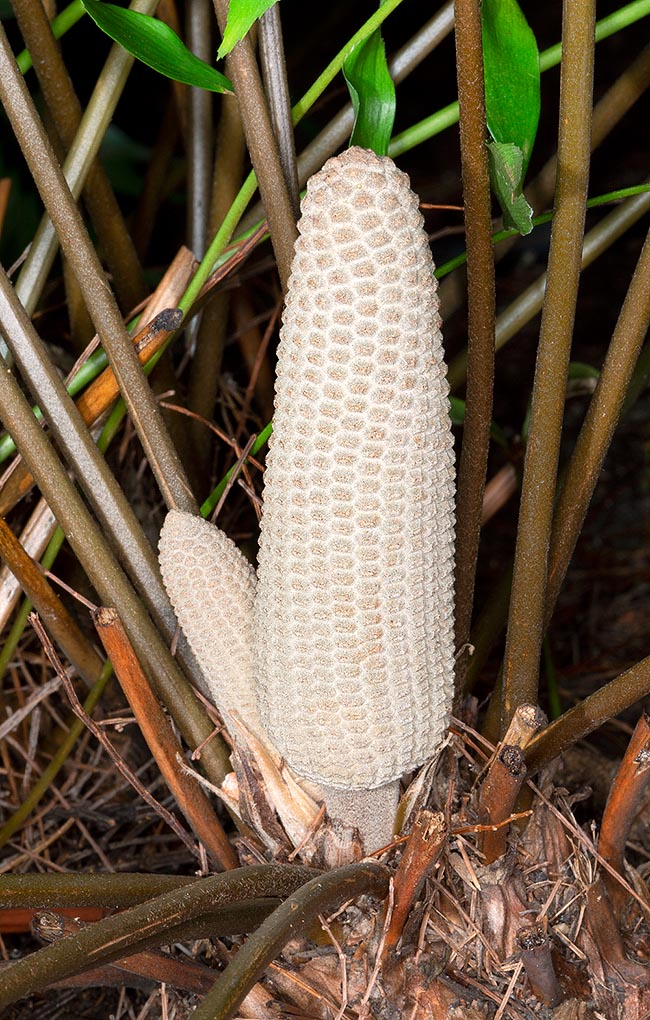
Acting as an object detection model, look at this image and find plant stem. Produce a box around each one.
[0,518,103,687]
[545,225,650,623]
[447,187,650,389]
[10,0,159,348]
[388,1,650,158]
[243,2,454,228]
[187,93,247,481]
[192,862,390,1020]
[525,654,650,772]
[0,865,318,1007]
[500,0,597,730]
[185,0,213,265]
[0,873,201,908]
[0,346,232,785]
[15,1,85,74]
[0,273,185,654]
[598,711,650,910]
[93,607,238,870]
[211,0,297,291]
[0,18,197,515]
[478,745,527,864]
[11,0,147,315]
[452,0,496,681]
[259,2,299,217]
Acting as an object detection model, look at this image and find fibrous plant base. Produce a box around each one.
[7,722,650,1018]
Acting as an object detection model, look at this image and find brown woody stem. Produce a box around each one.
[500,0,596,728]
[598,711,650,911]
[452,0,496,680]
[478,744,527,864]
[383,810,447,955]
[517,921,564,1007]
[92,607,238,871]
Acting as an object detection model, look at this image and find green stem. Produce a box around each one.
[201,422,272,518]
[16,0,86,74]
[448,187,650,391]
[545,225,650,624]
[10,0,159,355]
[0,14,196,515]
[500,0,597,731]
[0,271,187,666]
[211,0,297,291]
[291,0,405,126]
[192,862,390,1020]
[180,0,407,314]
[0,866,318,1007]
[12,0,147,315]
[526,654,650,773]
[0,347,232,787]
[243,3,454,227]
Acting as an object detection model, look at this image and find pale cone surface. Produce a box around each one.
[158,510,261,733]
[254,147,456,790]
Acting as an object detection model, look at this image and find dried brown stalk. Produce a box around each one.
[598,711,650,911]
[517,920,564,1007]
[478,744,527,864]
[582,878,650,987]
[92,606,238,871]
[502,703,547,751]
[382,809,447,956]
[0,517,103,686]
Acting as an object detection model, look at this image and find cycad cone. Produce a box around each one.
[254,148,456,813]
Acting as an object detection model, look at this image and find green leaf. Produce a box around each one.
[482,0,540,169]
[217,0,278,59]
[343,28,395,156]
[568,361,600,381]
[80,0,232,93]
[487,141,534,235]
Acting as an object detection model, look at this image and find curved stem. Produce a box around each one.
[192,861,390,1020]
[0,864,317,1007]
